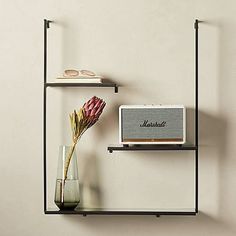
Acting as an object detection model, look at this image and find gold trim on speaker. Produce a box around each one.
[123,138,183,142]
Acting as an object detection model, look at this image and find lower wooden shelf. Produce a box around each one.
[108,144,197,153]
[45,207,197,216]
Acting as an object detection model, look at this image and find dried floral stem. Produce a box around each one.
[64,141,77,180]
[60,141,77,205]
[59,96,106,206]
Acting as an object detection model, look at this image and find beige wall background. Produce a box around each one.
[1,0,236,235]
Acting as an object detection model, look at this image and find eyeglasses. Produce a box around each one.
[63,69,96,77]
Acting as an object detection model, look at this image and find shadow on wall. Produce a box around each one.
[199,111,227,151]
[198,109,228,221]
[216,19,236,228]
[200,19,236,229]
[186,107,195,144]
[76,101,123,208]
[78,151,103,208]
[92,101,121,137]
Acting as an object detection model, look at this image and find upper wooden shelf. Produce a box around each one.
[45,82,118,93]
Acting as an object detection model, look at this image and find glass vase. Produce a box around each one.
[54,145,80,210]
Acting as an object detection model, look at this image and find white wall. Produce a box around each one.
[1,0,236,235]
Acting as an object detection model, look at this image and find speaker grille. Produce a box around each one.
[121,108,184,142]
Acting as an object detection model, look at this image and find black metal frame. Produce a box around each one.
[43,19,200,216]
[194,19,199,214]
[43,19,51,213]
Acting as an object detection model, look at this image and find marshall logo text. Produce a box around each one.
[140,120,167,128]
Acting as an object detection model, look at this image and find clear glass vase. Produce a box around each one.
[54,145,80,210]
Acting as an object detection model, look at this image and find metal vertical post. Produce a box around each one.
[194,19,199,213]
[43,19,52,212]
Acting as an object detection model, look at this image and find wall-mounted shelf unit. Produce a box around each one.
[43,19,200,216]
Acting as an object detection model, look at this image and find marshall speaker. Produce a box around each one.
[119,105,186,144]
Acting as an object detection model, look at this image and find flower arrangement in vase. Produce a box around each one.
[54,96,106,210]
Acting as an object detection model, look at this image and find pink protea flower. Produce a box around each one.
[65,96,106,179]
[83,96,106,127]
